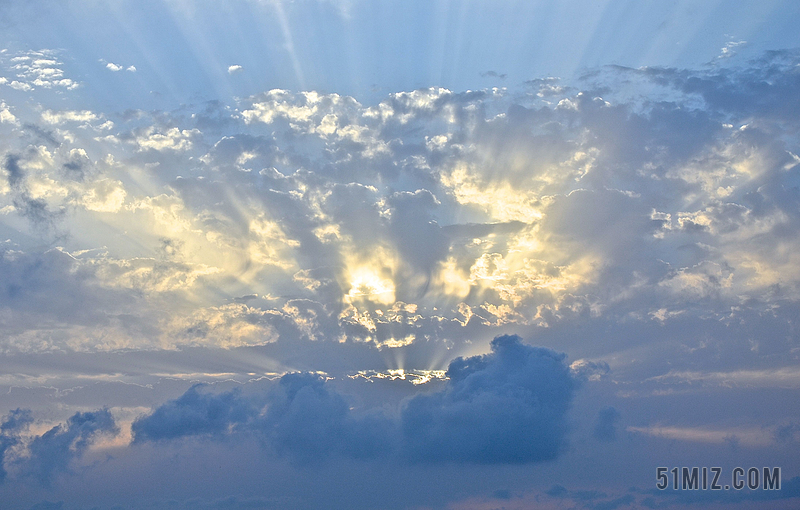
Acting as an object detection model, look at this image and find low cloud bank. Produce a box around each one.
[131,334,577,465]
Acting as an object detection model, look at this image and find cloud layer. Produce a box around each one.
[1,51,799,379]
[0,35,799,508]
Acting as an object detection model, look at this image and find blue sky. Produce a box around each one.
[1,1,800,509]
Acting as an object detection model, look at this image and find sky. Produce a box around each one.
[1,0,800,509]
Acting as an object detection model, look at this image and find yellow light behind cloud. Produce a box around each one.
[344,247,397,306]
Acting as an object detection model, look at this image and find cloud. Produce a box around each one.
[41,110,99,125]
[718,40,746,59]
[106,62,122,72]
[131,374,395,463]
[2,152,65,228]
[6,409,117,485]
[627,424,775,447]
[0,102,18,125]
[260,372,394,462]
[228,65,243,74]
[131,385,256,442]
[592,406,621,442]
[480,70,506,79]
[134,126,201,152]
[1,50,78,90]
[400,334,576,463]
[0,51,799,509]
[132,335,577,466]
[0,50,798,373]
[0,409,33,482]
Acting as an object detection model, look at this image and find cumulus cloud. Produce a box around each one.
[132,335,576,465]
[132,374,394,462]
[105,62,122,72]
[0,409,33,482]
[131,385,256,442]
[228,65,243,74]
[1,409,117,485]
[260,372,394,462]
[134,126,201,152]
[0,102,18,125]
[400,335,576,463]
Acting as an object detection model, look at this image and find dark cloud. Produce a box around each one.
[386,189,449,284]
[774,422,800,443]
[593,406,621,442]
[0,409,33,482]
[132,335,577,466]
[640,50,800,123]
[131,375,395,463]
[14,409,117,485]
[3,153,25,188]
[260,372,394,462]
[27,502,64,510]
[131,385,256,443]
[401,334,576,463]
[21,123,60,148]
[480,71,507,79]
[60,150,92,181]
[2,152,64,228]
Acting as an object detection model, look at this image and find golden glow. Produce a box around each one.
[344,247,397,305]
[346,268,396,305]
[432,256,472,299]
[248,214,300,269]
[440,162,543,223]
[377,335,415,349]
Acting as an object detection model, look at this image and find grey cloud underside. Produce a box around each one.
[131,335,577,465]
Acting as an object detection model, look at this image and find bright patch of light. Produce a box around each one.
[349,369,448,385]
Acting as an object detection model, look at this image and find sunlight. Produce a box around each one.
[343,246,398,305]
[345,265,396,305]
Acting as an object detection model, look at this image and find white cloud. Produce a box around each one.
[228,64,243,74]
[0,101,17,125]
[106,62,123,72]
[135,126,201,152]
[9,80,32,91]
[41,109,99,124]
[4,50,79,90]
[719,40,746,59]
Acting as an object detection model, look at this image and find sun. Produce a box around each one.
[345,266,396,305]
